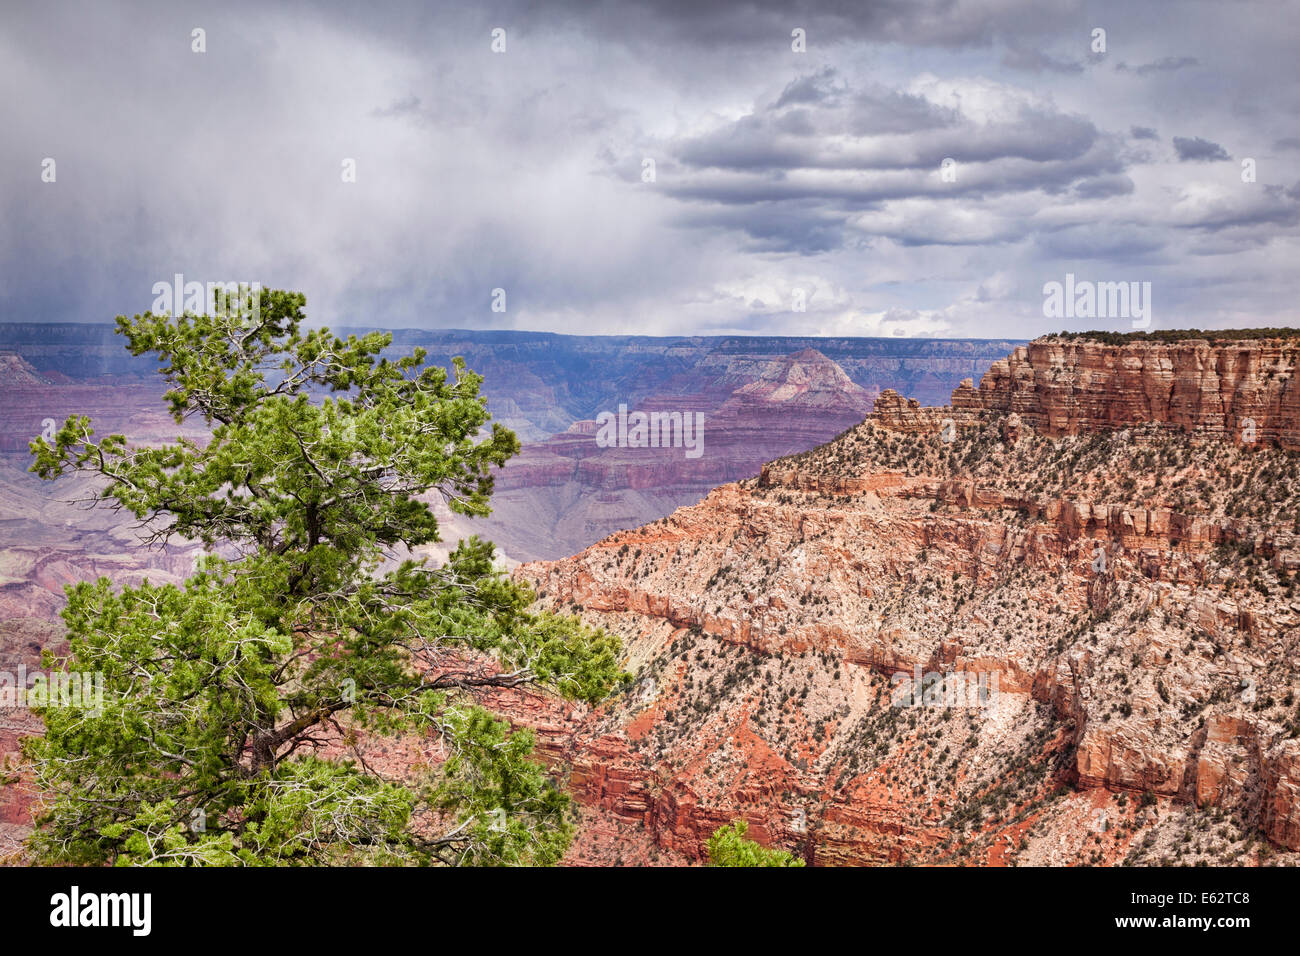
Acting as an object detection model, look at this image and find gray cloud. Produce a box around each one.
[513,0,1085,51]
[0,0,1297,340]
[672,92,1098,175]
[774,68,843,108]
[1173,136,1232,162]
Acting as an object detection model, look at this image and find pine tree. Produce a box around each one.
[24,290,626,865]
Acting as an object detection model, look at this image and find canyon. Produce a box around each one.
[0,326,1015,859]
[954,335,1300,449]
[444,348,881,560]
[0,326,1018,563]
[4,327,1300,866]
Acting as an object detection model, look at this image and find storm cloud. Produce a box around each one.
[0,0,1297,338]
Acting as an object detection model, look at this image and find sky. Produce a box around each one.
[1,0,1297,338]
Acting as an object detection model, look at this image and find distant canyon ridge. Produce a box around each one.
[0,324,1022,563]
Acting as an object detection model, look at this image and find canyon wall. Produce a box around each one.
[460,349,878,560]
[953,337,1300,450]
[0,325,1022,442]
[513,333,1300,865]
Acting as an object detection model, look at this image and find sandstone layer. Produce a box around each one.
[953,336,1300,450]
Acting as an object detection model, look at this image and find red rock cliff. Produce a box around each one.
[953,337,1300,450]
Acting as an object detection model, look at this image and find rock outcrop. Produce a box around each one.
[955,336,1300,450]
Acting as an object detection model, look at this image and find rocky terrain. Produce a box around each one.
[440,349,877,560]
[7,328,1300,867]
[0,329,1012,859]
[513,332,1300,865]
